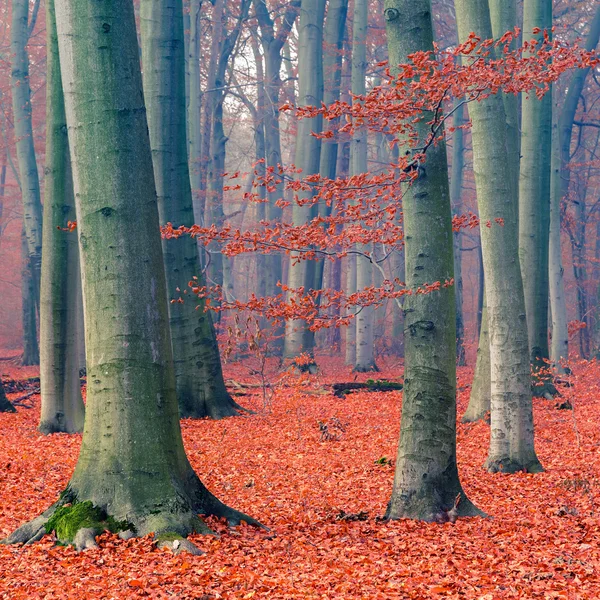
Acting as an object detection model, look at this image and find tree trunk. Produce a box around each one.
[3,0,258,550]
[455,0,543,474]
[11,0,43,300]
[384,0,481,521]
[518,0,553,383]
[551,5,600,368]
[21,231,39,366]
[351,0,378,372]
[39,0,85,434]
[283,0,325,360]
[450,101,466,366]
[462,300,491,422]
[0,379,16,413]
[140,0,242,419]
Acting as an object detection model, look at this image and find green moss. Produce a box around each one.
[154,531,183,544]
[45,501,134,542]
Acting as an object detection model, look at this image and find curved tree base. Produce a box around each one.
[461,401,490,424]
[179,392,249,420]
[38,421,84,435]
[385,489,486,523]
[0,397,16,413]
[485,456,544,474]
[353,363,380,373]
[531,379,559,401]
[1,473,263,553]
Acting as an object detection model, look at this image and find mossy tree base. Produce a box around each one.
[2,477,262,553]
[353,362,380,373]
[179,392,247,420]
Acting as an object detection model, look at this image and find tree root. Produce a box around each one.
[353,363,380,373]
[485,456,544,474]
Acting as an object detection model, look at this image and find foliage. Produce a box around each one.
[1,358,600,597]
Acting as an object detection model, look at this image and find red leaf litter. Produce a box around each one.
[1,356,599,599]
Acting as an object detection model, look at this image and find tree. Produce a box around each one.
[140,0,242,418]
[352,0,378,372]
[455,0,543,474]
[3,0,257,551]
[384,0,481,521]
[518,0,554,393]
[11,0,43,364]
[38,0,85,434]
[0,378,16,413]
[283,0,326,360]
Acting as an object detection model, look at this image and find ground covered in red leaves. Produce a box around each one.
[0,355,599,599]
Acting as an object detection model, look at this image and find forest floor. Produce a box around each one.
[0,353,599,599]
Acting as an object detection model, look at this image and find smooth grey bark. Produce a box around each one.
[462,300,491,422]
[11,0,43,298]
[283,0,325,359]
[3,0,258,549]
[21,230,39,366]
[39,0,85,434]
[140,0,242,418]
[384,0,481,521]
[352,0,378,372]
[519,0,553,388]
[455,0,543,474]
[450,101,466,366]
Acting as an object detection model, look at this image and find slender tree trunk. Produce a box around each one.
[450,101,466,366]
[462,300,491,422]
[455,0,543,474]
[352,0,378,372]
[384,0,481,521]
[140,0,242,419]
[39,0,85,434]
[3,0,258,550]
[518,0,553,385]
[283,0,325,360]
[21,231,39,366]
[551,6,600,369]
[11,0,43,301]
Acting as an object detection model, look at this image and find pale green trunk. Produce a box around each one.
[518,0,553,378]
[7,0,257,540]
[385,0,480,520]
[39,0,85,434]
[283,0,325,359]
[140,0,241,419]
[352,0,377,372]
[450,101,466,366]
[462,301,491,422]
[21,231,39,366]
[11,0,43,297]
[455,0,543,474]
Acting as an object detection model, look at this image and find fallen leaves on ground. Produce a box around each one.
[0,356,599,599]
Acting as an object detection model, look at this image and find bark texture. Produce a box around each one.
[140,0,241,419]
[39,0,85,434]
[384,0,481,520]
[3,0,258,550]
[455,0,543,474]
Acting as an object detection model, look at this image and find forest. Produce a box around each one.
[0,0,599,597]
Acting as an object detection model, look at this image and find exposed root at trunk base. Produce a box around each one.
[485,456,544,474]
[1,480,265,553]
[179,393,249,420]
[384,490,486,522]
[532,379,559,400]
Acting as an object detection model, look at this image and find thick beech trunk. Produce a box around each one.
[518,0,553,382]
[283,0,325,359]
[3,0,257,550]
[11,0,43,300]
[455,0,543,474]
[384,0,480,521]
[39,0,85,434]
[140,0,242,418]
